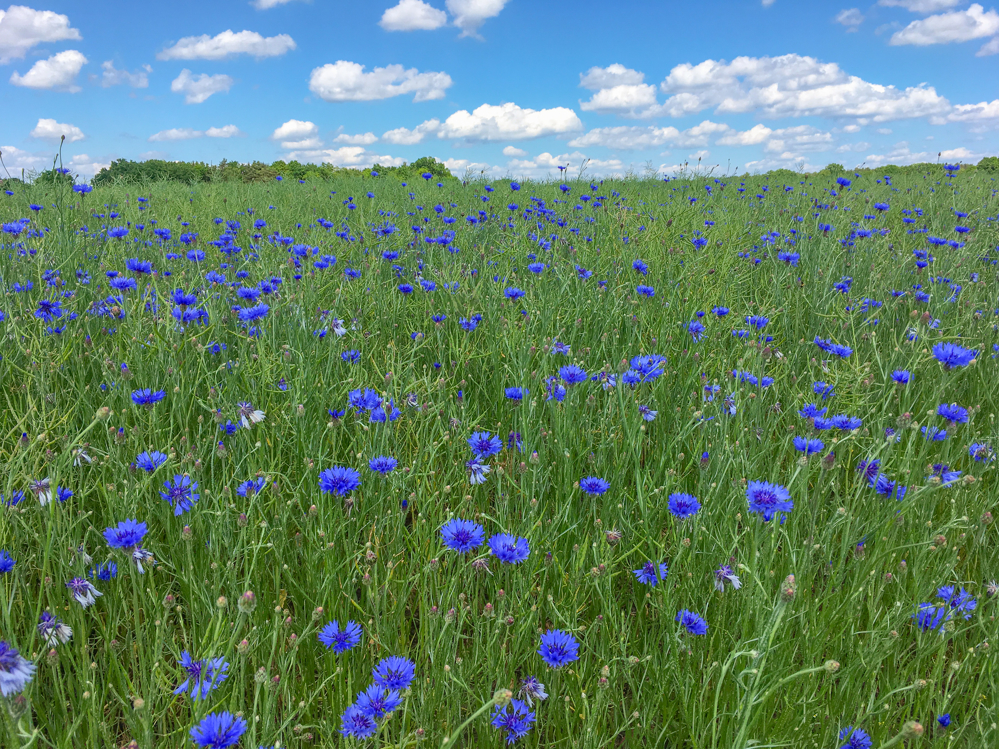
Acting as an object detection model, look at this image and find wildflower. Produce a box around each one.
[838,726,873,749]
[236,477,266,497]
[937,586,976,619]
[491,698,536,744]
[0,641,36,696]
[0,551,14,574]
[637,284,656,298]
[468,431,503,459]
[131,388,166,407]
[369,455,398,474]
[236,401,265,428]
[630,354,667,381]
[441,519,485,553]
[633,561,668,586]
[937,403,969,425]
[318,620,362,653]
[318,466,361,496]
[559,364,588,385]
[174,652,230,700]
[135,451,168,473]
[969,443,994,462]
[372,656,416,690]
[467,459,491,485]
[518,676,548,706]
[37,612,72,646]
[88,562,117,580]
[505,387,526,401]
[687,320,705,341]
[488,534,530,564]
[579,476,609,496]
[160,475,200,516]
[339,705,378,738]
[932,342,976,369]
[676,609,708,635]
[891,370,911,385]
[793,436,824,455]
[746,480,793,522]
[714,565,741,592]
[538,629,579,668]
[356,684,403,719]
[937,714,951,729]
[874,473,906,500]
[638,404,657,421]
[66,577,102,607]
[29,477,52,505]
[668,492,700,519]
[190,711,247,749]
[913,603,950,632]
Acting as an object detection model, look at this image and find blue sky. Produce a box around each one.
[1,0,997,180]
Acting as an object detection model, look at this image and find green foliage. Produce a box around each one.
[977,156,999,173]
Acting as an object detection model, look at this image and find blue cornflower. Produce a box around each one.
[579,477,609,496]
[491,698,536,744]
[126,258,152,274]
[131,388,166,407]
[746,481,793,522]
[687,320,705,341]
[518,676,548,706]
[838,726,873,749]
[397,283,414,294]
[488,534,530,564]
[369,455,398,474]
[793,436,824,455]
[891,369,911,384]
[633,561,668,586]
[874,473,906,500]
[135,451,168,472]
[504,287,526,300]
[969,443,994,462]
[505,387,526,401]
[0,641,36,696]
[668,492,701,519]
[88,562,117,580]
[319,466,361,496]
[339,705,378,738]
[813,381,835,399]
[237,303,269,323]
[630,354,667,381]
[174,652,230,701]
[160,475,200,515]
[712,306,730,316]
[318,620,362,653]
[745,315,769,329]
[914,603,950,632]
[932,342,976,369]
[37,611,72,646]
[937,714,951,729]
[538,629,579,669]
[922,426,948,441]
[937,585,977,619]
[676,609,708,635]
[190,711,247,749]
[937,403,968,425]
[559,364,588,385]
[468,431,503,459]
[714,565,742,592]
[356,684,403,719]
[236,477,266,497]
[441,519,485,553]
[109,277,137,292]
[0,551,14,574]
[103,519,147,549]
[372,656,416,690]
[467,458,491,484]
[637,284,655,298]
[632,259,649,275]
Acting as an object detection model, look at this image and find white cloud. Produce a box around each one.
[445,0,509,37]
[100,61,151,88]
[333,132,379,145]
[206,125,242,137]
[947,99,999,122]
[860,141,980,166]
[148,125,243,142]
[380,0,448,31]
[877,127,893,134]
[568,125,680,149]
[309,60,451,102]
[653,54,950,122]
[251,0,303,8]
[0,5,80,64]
[283,145,405,168]
[835,8,865,30]
[10,50,87,91]
[443,157,501,177]
[577,64,661,117]
[763,125,835,154]
[502,145,527,156]
[30,117,84,142]
[507,150,630,179]
[978,34,999,54]
[890,3,999,45]
[437,102,583,141]
[158,29,296,60]
[717,123,774,145]
[878,0,962,13]
[836,141,871,152]
[170,69,234,104]
[762,0,776,6]
[579,63,646,90]
[381,119,441,144]
[270,119,322,149]
[67,153,110,179]
[0,145,107,179]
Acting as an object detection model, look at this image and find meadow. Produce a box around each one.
[0,160,996,749]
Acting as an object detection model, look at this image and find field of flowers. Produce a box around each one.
[0,163,996,749]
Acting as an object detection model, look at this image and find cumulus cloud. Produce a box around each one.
[283,145,405,168]
[100,60,151,88]
[577,64,659,116]
[445,0,510,37]
[568,125,679,150]
[716,123,774,146]
[10,50,87,91]
[860,141,980,166]
[0,5,80,64]
[890,3,999,45]
[762,125,835,154]
[437,102,583,141]
[30,118,84,142]
[878,0,961,13]
[947,99,999,122]
[506,150,630,179]
[158,29,296,60]
[443,157,501,177]
[333,132,379,145]
[502,145,527,157]
[0,145,107,178]
[309,60,451,102]
[381,119,441,144]
[380,0,448,31]
[652,53,950,122]
[762,0,776,6]
[835,8,865,30]
[170,69,234,104]
[271,119,321,149]
[148,125,242,142]
[978,35,999,54]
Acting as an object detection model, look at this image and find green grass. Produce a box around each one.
[0,166,996,749]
